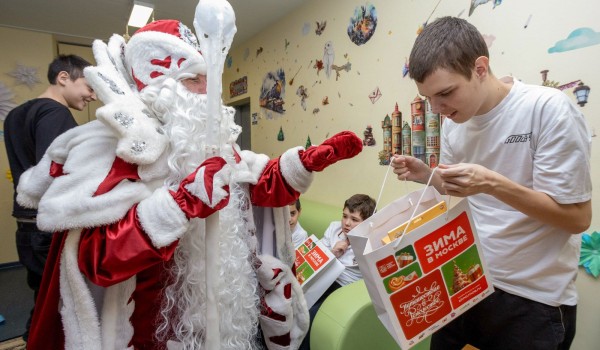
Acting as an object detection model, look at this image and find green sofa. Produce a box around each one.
[299,199,431,350]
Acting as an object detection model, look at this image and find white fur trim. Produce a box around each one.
[137,187,189,248]
[101,276,136,350]
[233,150,270,184]
[60,230,102,350]
[257,254,309,350]
[30,122,154,232]
[16,154,53,209]
[125,30,206,89]
[279,147,314,193]
[184,164,230,208]
[273,206,294,268]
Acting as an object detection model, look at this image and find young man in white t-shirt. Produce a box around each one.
[391,16,592,350]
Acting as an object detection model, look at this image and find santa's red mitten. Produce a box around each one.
[257,255,309,350]
[299,131,362,171]
[170,157,231,219]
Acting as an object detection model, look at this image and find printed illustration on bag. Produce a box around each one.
[294,236,332,285]
[389,269,452,340]
[414,211,474,273]
[395,246,416,268]
[383,262,422,294]
[370,203,492,344]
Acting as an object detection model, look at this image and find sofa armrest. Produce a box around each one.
[310,279,431,350]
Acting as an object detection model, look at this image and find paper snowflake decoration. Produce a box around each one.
[579,231,600,278]
[0,81,17,121]
[8,63,41,89]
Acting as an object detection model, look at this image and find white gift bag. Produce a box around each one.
[348,186,493,349]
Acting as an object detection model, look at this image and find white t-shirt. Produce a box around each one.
[441,77,592,306]
[291,222,308,248]
[320,221,362,286]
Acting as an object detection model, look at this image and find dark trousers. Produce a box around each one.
[298,281,342,350]
[15,221,53,342]
[431,288,577,350]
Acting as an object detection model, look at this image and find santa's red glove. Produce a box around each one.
[299,131,362,172]
[170,157,231,219]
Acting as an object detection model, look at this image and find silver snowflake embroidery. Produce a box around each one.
[98,72,124,95]
[8,64,41,90]
[131,140,147,154]
[114,112,134,128]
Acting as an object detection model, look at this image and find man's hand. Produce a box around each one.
[437,163,496,197]
[170,157,231,219]
[391,155,432,184]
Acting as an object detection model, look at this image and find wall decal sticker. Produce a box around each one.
[323,41,335,78]
[548,27,600,53]
[469,0,502,17]
[363,125,376,146]
[303,22,311,35]
[289,66,302,86]
[259,68,286,114]
[8,63,41,89]
[313,59,324,75]
[296,85,309,111]
[417,0,443,35]
[524,14,533,29]
[347,3,377,46]
[229,76,248,98]
[315,21,327,35]
[331,62,352,81]
[369,86,382,104]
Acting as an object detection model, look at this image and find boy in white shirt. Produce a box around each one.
[299,194,376,350]
[288,199,308,248]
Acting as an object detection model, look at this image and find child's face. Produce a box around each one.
[288,204,300,231]
[341,207,364,234]
[416,67,484,124]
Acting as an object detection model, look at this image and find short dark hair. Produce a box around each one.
[409,16,489,83]
[344,194,376,220]
[47,54,92,84]
[289,199,301,211]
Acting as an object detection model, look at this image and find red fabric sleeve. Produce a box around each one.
[250,158,300,207]
[78,204,178,287]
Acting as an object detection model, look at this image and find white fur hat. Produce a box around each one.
[126,20,206,91]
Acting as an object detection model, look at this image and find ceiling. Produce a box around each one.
[0,0,306,48]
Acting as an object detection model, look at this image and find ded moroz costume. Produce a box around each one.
[18,10,362,350]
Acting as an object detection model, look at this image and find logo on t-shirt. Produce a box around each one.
[504,132,531,144]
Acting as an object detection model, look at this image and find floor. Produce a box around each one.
[0,264,33,344]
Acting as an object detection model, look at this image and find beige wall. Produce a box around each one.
[0,27,96,263]
[222,0,600,349]
[0,27,55,263]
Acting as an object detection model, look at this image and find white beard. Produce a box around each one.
[140,80,260,350]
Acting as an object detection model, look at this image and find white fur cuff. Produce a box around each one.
[137,187,189,248]
[279,147,314,193]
